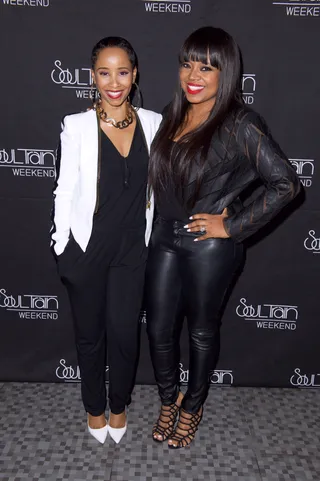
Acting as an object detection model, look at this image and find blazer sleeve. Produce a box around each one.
[51,115,80,255]
[223,111,301,242]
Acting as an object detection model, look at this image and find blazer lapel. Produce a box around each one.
[81,109,99,186]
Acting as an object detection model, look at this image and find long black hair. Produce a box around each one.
[149,26,243,205]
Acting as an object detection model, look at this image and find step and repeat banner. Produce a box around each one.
[0,0,319,389]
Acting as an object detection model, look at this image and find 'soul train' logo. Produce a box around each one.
[56,359,109,382]
[304,230,320,253]
[236,298,298,330]
[2,0,50,7]
[290,368,320,388]
[179,363,234,385]
[242,74,256,105]
[142,0,192,14]
[0,148,55,178]
[290,158,315,188]
[51,60,93,99]
[0,288,59,319]
[272,0,320,18]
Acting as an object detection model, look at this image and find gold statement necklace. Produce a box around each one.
[93,100,134,129]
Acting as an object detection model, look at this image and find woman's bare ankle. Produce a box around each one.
[176,391,184,406]
[88,413,107,429]
[109,410,126,429]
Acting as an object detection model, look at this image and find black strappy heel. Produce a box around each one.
[168,407,203,449]
[152,402,180,442]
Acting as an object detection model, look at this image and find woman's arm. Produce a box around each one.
[223,111,301,242]
[51,116,80,255]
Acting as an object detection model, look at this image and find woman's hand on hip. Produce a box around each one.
[184,209,230,241]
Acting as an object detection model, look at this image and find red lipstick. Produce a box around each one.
[186,83,205,95]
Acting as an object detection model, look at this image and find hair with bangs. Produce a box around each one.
[149,26,243,206]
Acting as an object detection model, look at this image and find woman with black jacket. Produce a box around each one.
[146,26,300,449]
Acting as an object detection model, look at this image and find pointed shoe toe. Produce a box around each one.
[108,424,127,444]
[87,423,108,444]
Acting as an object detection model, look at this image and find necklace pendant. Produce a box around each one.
[105,117,117,127]
[146,200,151,209]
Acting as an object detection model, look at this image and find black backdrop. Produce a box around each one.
[0,0,319,389]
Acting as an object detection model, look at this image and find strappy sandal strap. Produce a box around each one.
[152,403,180,442]
[168,408,203,449]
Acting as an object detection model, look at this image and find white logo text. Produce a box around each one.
[51,60,93,99]
[290,368,320,388]
[0,288,59,319]
[290,158,315,187]
[0,148,55,178]
[236,298,298,330]
[142,0,191,14]
[242,74,256,105]
[304,230,320,253]
[273,1,320,17]
[2,0,49,6]
[179,363,233,385]
[56,359,109,382]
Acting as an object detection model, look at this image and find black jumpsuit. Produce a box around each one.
[58,124,148,415]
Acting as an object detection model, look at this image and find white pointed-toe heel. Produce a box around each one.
[87,417,108,444]
[108,411,127,444]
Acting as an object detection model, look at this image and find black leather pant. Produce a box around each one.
[146,217,244,414]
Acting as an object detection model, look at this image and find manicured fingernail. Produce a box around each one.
[194,238,199,242]
[187,229,191,232]
[184,224,188,228]
[189,216,193,220]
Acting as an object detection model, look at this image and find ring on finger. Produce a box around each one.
[200,226,206,234]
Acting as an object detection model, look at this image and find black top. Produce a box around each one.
[156,141,189,222]
[156,183,188,222]
[94,123,149,229]
[155,107,301,242]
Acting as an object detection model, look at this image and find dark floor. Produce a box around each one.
[0,383,319,481]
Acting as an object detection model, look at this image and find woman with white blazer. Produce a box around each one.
[51,37,162,445]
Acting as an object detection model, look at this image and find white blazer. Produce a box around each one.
[51,107,162,255]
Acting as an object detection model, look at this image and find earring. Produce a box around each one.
[90,83,96,100]
[90,83,96,108]
[131,82,142,109]
[91,83,101,109]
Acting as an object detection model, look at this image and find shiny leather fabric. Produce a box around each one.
[146,218,244,413]
[171,107,301,243]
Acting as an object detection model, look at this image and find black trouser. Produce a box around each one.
[58,225,147,415]
[146,218,244,414]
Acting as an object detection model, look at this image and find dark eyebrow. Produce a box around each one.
[97,66,130,70]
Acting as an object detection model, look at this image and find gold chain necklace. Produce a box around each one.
[93,100,134,129]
